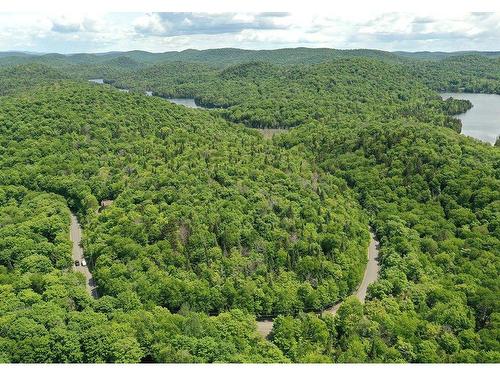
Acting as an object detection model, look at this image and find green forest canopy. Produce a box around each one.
[0,48,498,363]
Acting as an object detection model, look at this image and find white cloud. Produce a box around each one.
[50,14,105,33]
[133,12,289,37]
[0,12,499,53]
[133,13,165,35]
[342,12,500,50]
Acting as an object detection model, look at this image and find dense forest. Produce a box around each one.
[2,50,490,132]
[0,64,68,96]
[107,59,466,132]
[273,121,499,362]
[0,82,372,315]
[0,48,498,363]
[409,56,500,94]
[0,187,284,362]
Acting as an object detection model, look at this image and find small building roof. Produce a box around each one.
[100,200,114,207]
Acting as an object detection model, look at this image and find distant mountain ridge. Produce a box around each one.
[1,47,498,99]
[394,50,500,60]
[1,48,499,67]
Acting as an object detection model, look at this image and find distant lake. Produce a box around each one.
[440,93,500,144]
[89,81,203,109]
[165,98,203,109]
[144,91,203,109]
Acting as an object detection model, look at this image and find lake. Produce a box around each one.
[440,93,500,144]
[164,98,203,109]
[144,91,202,109]
[89,81,202,109]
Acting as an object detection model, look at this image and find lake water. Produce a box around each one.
[144,91,202,108]
[440,93,500,144]
[88,79,128,93]
[89,81,202,109]
[165,98,203,109]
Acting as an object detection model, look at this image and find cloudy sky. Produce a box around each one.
[0,12,499,53]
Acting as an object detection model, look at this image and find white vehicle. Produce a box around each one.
[81,259,87,267]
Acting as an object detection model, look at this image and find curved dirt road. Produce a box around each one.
[257,231,379,337]
[70,213,98,298]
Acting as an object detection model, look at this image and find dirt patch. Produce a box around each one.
[257,128,289,140]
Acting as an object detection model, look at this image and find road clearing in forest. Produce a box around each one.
[70,213,98,298]
[257,231,380,338]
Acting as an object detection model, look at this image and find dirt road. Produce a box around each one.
[70,213,98,298]
[257,231,379,337]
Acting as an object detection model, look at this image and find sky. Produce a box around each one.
[0,12,499,53]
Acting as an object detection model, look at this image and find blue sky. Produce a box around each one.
[0,12,499,53]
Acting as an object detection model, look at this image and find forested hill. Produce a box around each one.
[1,48,499,98]
[1,48,499,67]
[0,64,69,95]
[0,82,369,362]
[274,120,500,362]
[394,50,500,60]
[0,47,498,363]
[109,58,469,131]
[409,55,500,94]
[0,48,403,67]
[0,57,467,132]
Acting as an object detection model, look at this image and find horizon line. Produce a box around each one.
[1,47,500,56]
